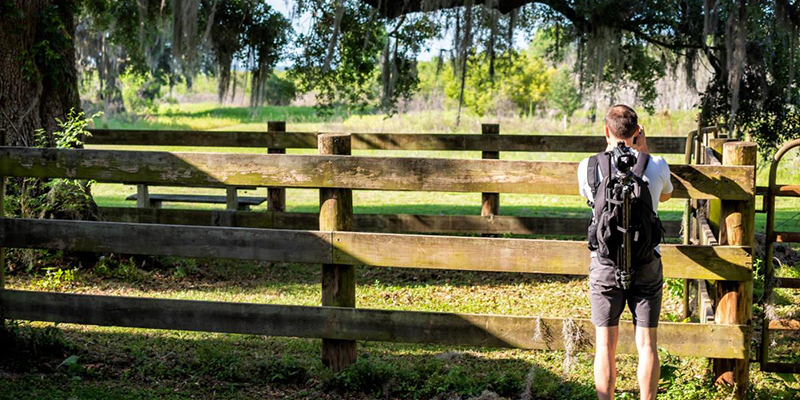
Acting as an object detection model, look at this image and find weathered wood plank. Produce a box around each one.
[332,231,752,281]
[1,218,748,280]
[98,207,683,237]
[768,319,800,331]
[352,133,687,153]
[0,219,332,264]
[0,147,754,199]
[86,129,318,149]
[125,194,268,205]
[1,290,748,359]
[87,129,687,154]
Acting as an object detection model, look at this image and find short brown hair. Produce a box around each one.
[605,104,638,139]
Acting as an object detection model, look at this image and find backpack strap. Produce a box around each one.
[587,152,611,207]
[587,155,599,202]
[632,151,650,178]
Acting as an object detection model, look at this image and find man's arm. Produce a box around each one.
[660,158,673,203]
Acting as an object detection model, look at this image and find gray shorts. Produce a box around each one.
[588,256,663,328]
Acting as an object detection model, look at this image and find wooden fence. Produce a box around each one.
[86,124,691,238]
[0,132,756,395]
[683,135,757,398]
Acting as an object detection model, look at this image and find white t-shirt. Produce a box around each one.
[578,150,673,254]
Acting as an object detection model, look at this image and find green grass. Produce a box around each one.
[4,105,800,399]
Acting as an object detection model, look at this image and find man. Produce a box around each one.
[577,104,673,400]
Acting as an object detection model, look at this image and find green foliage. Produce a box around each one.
[263,73,297,106]
[656,349,736,399]
[0,0,22,17]
[171,257,199,278]
[436,50,553,116]
[120,68,160,116]
[51,108,100,149]
[26,3,76,87]
[442,53,501,117]
[5,109,99,272]
[208,0,291,107]
[504,50,553,115]
[290,1,387,113]
[77,0,292,108]
[37,267,77,290]
[326,355,527,398]
[258,355,308,384]
[548,67,583,124]
[93,255,146,282]
[59,355,88,379]
[10,109,98,221]
[664,278,684,300]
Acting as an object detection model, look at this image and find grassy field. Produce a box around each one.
[3,105,800,399]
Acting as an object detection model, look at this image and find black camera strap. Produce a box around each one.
[632,151,649,178]
[586,152,612,207]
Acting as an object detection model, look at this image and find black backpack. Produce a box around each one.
[586,151,664,268]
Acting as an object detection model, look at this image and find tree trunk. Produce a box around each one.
[0,1,98,270]
[0,0,81,147]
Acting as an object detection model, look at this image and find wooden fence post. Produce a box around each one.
[712,141,756,398]
[318,133,356,372]
[706,138,729,235]
[267,121,287,212]
[225,187,239,211]
[136,184,153,208]
[0,129,5,327]
[481,123,500,218]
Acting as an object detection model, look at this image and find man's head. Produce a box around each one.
[604,104,639,146]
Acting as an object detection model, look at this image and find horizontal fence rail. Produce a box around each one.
[97,207,684,237]
[0,147,755,200]
[86,129,689,154]
[1,290,748,359]
[0,219,751,281]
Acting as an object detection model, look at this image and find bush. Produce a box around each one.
[548,67,583,128]
[120,68,160,116]
[264,73,297,106]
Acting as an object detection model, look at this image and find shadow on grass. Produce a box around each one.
[0,323,597,400]
[65,256,588,293]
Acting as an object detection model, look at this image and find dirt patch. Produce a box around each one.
[755,234,800,268]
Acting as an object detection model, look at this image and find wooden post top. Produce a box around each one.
[318,133,352,156]
[723,141,757,163]
[267,121,286,131]
[481,123,500,134]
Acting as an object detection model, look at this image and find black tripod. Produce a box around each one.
[615,175,634,290]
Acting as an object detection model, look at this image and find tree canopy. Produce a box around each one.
[4,0,798,152]
[76,0,291,111]
[287,0,799,150]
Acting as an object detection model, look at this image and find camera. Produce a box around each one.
[611,141,636,175]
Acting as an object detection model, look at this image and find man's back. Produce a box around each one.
[577,150,673,214]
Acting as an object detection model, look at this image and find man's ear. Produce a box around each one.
[604,126,611,143]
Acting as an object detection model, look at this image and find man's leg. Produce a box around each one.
[635,326,659,400]
[595,325,619,400]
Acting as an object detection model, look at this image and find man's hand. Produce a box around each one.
[635,125,650,154]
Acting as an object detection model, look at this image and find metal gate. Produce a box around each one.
[760,138,800,373]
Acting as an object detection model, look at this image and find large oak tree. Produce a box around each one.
[0,1,81,147]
